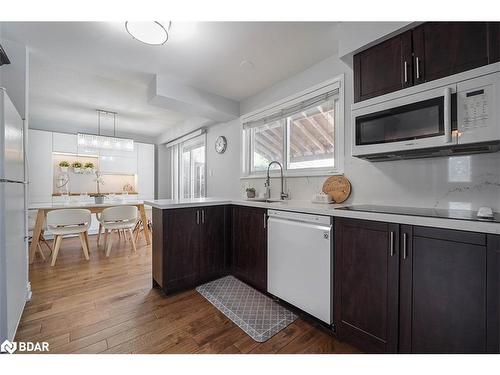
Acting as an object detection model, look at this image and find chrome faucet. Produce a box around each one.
[265,161,289,200]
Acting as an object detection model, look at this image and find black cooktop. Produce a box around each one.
[337,205,500,223]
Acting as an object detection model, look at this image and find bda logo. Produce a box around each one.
[1,339,17,354]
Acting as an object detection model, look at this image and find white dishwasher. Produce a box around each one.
[267,209,333,324]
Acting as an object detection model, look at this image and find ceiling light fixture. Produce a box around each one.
[77,110,134,152]
[125,21,171,45]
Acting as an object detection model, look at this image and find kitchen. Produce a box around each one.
[0,8,499,372]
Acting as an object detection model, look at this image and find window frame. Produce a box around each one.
[240,75,344,179]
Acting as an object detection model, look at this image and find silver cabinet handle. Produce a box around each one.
[416,57,420,79]
[196,210,200,225]
[390,231,394,257]
[263,213,267,229]
[202,209,205,224]
[403,232,408,260]
[404,61,408,83]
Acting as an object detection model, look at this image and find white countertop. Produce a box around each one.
[145,198,500,235]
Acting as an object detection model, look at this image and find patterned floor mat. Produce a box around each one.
[196,275,297,342]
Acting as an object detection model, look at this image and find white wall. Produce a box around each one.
[206,119,241,198]
[157,23,500,211]
[337,22,413,62]
[239,52,500,211]
[156,143,171,199]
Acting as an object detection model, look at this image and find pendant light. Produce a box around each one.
[77,110,134,152]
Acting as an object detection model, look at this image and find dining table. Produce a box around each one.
[28,199,151,264]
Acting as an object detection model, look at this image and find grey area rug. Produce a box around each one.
[196,275,297,342]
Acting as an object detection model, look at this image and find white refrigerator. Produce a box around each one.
[0,87,28,342]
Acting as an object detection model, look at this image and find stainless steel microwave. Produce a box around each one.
[351,63,500,161]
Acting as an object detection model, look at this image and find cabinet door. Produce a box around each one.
[334,218,399,353]
[231,206,267,292]
[52,132,77,154]
[164,208,200,294]
[137,143,155,200]
[99,154,137,174]
[399,226,487,353]
[198,205,227,284]
[412,22,493,85]
[353,31,412,102]
[28,129,53,203]
[487,235,500,353]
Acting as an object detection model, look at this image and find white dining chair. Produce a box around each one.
[46,209,92,266]
[100,206,138,257]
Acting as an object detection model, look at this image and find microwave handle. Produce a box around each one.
[444,87,452,144]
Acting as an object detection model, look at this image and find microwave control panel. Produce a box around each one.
[458,85,491,131]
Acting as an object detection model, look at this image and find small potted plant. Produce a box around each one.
[84,162,94,174]
[246,187,256,199]
[92,170,106,204]
[59,160,70,173]
[72,161,83,174]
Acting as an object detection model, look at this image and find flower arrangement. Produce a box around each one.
[71,161,83,174]
[84,162,95,173]
[59,160,70,172]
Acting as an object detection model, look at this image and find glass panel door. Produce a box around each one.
[180,135,206,198]
[355,97,445,146]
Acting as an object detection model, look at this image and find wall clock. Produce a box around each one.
[215,136,227,154]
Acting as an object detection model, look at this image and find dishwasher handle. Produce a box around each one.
[268,216,332,235]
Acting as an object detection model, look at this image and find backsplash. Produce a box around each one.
[241,152,500,211]
[52,154,136,194]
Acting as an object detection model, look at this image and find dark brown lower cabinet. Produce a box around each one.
[400,226,487,353]
[487,234,500,353]
[334,218,400,353]
[152,206,228,294]
[231,205,267,292]
[335,218,499,353]
[198,205,229,284]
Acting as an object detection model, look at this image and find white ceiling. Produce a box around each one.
[2,22,340,139]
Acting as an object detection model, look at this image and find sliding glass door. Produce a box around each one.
[170,133,206,199]
[180,136,206,198]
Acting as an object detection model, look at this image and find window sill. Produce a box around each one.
[240,168,344,179]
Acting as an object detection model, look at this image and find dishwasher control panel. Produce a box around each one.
[267,209,331,225]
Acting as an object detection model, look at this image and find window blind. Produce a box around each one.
[242,86,339,130]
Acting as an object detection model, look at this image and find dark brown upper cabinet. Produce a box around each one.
[353,22,500,103]
[412,22,498,85]
[354,31,413,103]
[231,205,268,292]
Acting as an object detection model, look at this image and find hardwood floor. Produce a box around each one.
[16,234,360,354]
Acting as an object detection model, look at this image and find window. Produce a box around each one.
[250,120,284,172]
[242,77,343,177]
[169,130,206,199]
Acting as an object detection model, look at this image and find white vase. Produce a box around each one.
[85,167,93,174]
[73,167,81,174]
[60,166,68,173]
